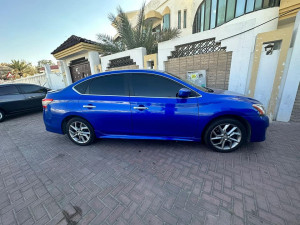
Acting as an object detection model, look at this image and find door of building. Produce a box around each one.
[69,58,92,82]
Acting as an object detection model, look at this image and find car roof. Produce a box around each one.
[0,83,42,87]
[72,69,168,85]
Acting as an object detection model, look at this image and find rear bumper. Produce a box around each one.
[247,115,269,142]
[43,110,64,134]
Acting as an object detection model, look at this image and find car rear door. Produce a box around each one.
[77,73,132,136]
[18,84,47,109]
[129,73,200,138]
[0,85,27,114]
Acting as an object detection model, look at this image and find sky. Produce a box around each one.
[0,0,149,65]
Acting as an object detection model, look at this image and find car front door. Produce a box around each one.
[77,73,131,136]
[0,85,26,114]
[18,84,47,109]
[130,73,200,139]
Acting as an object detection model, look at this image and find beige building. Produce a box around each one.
[51,0,300,122]
[124,0,195,36]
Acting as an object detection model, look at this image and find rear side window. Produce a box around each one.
[87,74,128,96]
[74,80,90,94]
[131,73,197,97]
[19,85,45,94]
[0,86,19,96]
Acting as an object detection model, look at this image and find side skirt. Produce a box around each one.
[98,134,200,142]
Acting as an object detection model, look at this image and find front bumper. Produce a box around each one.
[247,115,269,142]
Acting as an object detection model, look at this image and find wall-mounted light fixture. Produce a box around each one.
[264,43,275,55]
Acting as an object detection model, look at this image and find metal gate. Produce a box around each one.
[69,58,91,82]
[291,85,300,122]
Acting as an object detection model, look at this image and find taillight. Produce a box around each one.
[42,99,53,109]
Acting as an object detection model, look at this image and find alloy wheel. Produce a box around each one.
[68,121,91,144]
[210,123,242,151]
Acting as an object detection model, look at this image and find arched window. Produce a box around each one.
[193,0,280,33]
[163,7,171,30]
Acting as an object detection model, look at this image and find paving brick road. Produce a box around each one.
[0,112,300,225]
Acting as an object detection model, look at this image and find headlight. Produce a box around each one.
[252,104,266,115]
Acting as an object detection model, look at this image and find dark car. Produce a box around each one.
[0,83,48,122]
[43,70,269,152]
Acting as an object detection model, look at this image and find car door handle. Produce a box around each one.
[133,106,148,110]
[28,96,35,99]
[83,105,96,109]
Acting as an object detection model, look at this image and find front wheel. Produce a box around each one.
[0,110,5,122]
[66,117,95,146]
[204,118,247,152]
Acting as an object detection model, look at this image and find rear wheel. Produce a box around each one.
[204,118,247,152]
[0,110,5,122]
[66,117,95,146]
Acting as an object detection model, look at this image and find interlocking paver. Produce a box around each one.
[0,112,300,224]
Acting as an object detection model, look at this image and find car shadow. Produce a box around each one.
[2,110,43,122]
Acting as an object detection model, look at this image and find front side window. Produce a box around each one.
[0,86,19,96]
[87,74,128,96]
[19,85,45,94]
[131,73,197,98]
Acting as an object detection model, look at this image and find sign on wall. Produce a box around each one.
[187,70,206,87]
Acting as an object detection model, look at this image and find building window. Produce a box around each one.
[210,0,217,29]
[255,0,263,10]
[246,0,255,12]
[226,0,236,21]
[163,14,170,30]
[193,0,280,33]
[178,11,181,29]
[217,0,226,26]
[183,10,187,28]
[235,0,246,17]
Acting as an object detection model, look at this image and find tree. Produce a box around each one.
[0,63,10,67]
[24,63,38,76]
[8,60,28,77]
[97,3,180,55]
[37,59,54,68]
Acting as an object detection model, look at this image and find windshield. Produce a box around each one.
[166,72,214,93]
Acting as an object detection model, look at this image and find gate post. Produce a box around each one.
[59,60,72,85]
[88,51,101,75]
[43,64,53,89]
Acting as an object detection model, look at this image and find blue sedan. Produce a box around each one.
[42,70,269,152]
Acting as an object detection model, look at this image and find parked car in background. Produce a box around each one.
[0,84,48,122]
[42,70,269,152]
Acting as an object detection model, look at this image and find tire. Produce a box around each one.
[0,110,5,122]
[66,117,95,146]
[204,118,247,152]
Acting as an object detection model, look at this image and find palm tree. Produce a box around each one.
[97,3,180,55]
[9,60,29,77]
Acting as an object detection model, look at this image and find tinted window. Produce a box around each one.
[74,80,90,94]
[19,85,45,94]
[88,74,128,96]
[131,73,197,97]
[0,86,19,96]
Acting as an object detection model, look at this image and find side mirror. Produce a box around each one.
[178,88,191,98]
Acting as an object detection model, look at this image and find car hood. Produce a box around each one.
[209,88,261,104]
[211,88,244,96]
